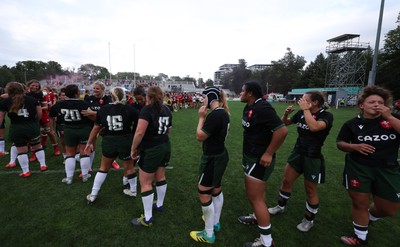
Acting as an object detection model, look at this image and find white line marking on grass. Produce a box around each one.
[0,165,174,175]
[0,169,90,175]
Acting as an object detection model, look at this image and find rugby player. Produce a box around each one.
[337,86,400,245]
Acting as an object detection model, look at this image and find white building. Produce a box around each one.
[214,63,273,82]
[248,64,273,72]
[214,64,240,83]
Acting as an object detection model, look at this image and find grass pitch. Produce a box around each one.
[0,101,399,247]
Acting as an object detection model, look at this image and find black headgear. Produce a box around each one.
[202,87,221,109]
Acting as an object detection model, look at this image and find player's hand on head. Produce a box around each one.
[298,98,311,111]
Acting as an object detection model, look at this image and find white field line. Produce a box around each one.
[0,166,174,175]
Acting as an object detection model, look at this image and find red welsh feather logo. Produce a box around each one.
[99,99,104,105]
[312,114,317,120]
[350,179,360,188]
[380,120,392,129]
[248,109,253,119]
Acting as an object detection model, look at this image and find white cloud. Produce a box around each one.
[0,0,399,80]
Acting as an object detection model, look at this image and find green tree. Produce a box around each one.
[11,60,47,82]
[300,53,327,88]
[182,76,196,83]
[221,59,251,94]
[46,61,63,78]
[170,76,182,81]
[249,69,271,94]
[158,73,169,80]
[376,12,400,99]
[115,72,140,80]
[141,75,157,81]
[197,78,204,88]
[78,64,110,80]
[205,79,214,87]
[0,65,15,87]
[267,48,306,93]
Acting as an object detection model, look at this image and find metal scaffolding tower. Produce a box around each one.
[325,34,369,90]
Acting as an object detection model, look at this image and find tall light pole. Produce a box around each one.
[108,42,112,82]
[198,72,201,87]
[133,43,136,87]
[368,0,385,86]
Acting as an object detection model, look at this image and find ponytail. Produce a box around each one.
[219,89,230,115]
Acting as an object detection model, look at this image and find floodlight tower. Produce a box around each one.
[325,34,369,90]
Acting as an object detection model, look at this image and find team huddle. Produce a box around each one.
[0,79,399,247]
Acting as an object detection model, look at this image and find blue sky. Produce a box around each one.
[0,0,399,80]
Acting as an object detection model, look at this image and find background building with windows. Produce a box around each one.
[214,63,272,83]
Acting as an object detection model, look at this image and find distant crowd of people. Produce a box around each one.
[0,79,399,246]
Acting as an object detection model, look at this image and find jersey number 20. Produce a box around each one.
[61,109,82,122]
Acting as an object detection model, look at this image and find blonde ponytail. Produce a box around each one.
[219,89,230,115]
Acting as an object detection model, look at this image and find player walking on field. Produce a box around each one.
[190,87,230,244]
[238,81,288,247]
[85,87,139,203]
[337,86,400,246]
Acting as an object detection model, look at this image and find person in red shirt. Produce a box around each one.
[41,87,61,155]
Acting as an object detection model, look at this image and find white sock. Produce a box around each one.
[128,175,137,193]
[122,176,128,186]
[65,157,76,178]
[35,149,47,167]
[155,182,167,207]
[354,222,368,241]
[10,145,17,163]
[369,210,380,222]
[80,156,90,176]
[0,139,5,153]
[89,151,95,170]
[142,191,154,221]
[91,171,107,196]
[259,224,272,247]
[202,200,215,237]
[212,192,224,224]
[17,153,29,173]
